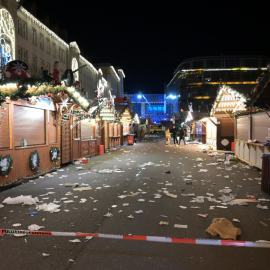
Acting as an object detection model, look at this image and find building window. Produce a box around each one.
[40,59,44,67]
[52,43,56,57]
[40,34,43,49]
[62,50,65,63]
[32,29,36,45]
[18,47,21,61]
[46,62,50,73]
[32,55,37,71]
[46,39,50,53]
[22,50,27,63]
[22,21,26,38]
[17,18,21,34]
[1,0,6,7]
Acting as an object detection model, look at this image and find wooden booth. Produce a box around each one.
[116,106,132,145]
[234,73,270,168]
[0,83,92,186]
[99,105,120,149]
[204,85,246,150]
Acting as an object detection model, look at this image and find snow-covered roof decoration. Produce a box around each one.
[210,85,246,117]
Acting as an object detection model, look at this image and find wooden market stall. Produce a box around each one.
[233,72,270,168]
[204,85,246,150]
[99,104,119,150]
[115,105,132,145]
[0,82,91,186]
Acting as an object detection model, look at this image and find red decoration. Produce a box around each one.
[3,60,31,79]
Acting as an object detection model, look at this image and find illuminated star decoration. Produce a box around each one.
[59,97,70,115]
[12,61,27,75]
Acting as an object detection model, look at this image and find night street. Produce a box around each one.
[0,134,269,270]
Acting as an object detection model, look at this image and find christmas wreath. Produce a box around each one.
[50,147,60,163]
[0,154,13,176]
[29,150,40,172]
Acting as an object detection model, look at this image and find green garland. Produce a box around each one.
[245,70,270,108]
[29,150,40,172]
[0,78,91,112]
[50,147,60,163]
[230,107,265,118]
[0,154,13,176]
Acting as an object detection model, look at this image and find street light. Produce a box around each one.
[138,95,142,99]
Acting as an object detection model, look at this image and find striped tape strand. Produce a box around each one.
[1,229,270,248]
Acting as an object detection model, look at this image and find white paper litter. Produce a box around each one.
[164,191,177,198]
[104,212,113,217]
[69,239,81,243]
[3,196,38,205]
[179,206,187,209]
[232,219,240,222]
[135,210,143,213]
[197,214,208,218]
[199,169,208,172]
[42,253,50,257]
[128,215,134,219]
[37,202,60,212]
[28,224,45,231]
[174,224,188,228]
[159,221,169,225]
[12,223,21,227]
[256,204,268,210]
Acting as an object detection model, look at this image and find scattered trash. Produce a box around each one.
[260,221,268,226]
[65,183,79,187]
[37,202,60,212]
[42,253,50,257]
[232,219,240,223]
[128,215,134,219]
[12,223,21,227]
[73,187,92,191]
[69,239,81,243]
[28,224,44,231]
[197,214,208,218]
[179,206,187,209]
[174,224,188,228]
[104,212,113,217]
[159,221,169,225]
[3,196,38,205]
[257,204,268,210]
[206,218,241,240]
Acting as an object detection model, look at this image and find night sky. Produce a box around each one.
[31,0,269,95]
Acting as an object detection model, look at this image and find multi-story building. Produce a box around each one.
[94,64,125,98]
[166,55,270,114]
[0,0,124,99]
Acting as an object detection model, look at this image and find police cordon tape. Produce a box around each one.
[1,228,270,248]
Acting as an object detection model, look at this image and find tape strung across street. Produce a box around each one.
[1,229,270,248]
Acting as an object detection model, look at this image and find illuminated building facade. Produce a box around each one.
[166,55,270,115]
[127,94,168,123]
[0,1,124,99]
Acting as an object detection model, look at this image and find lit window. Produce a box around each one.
[40,34,43,49]
[22,22,26,38]
[32,29,36,45]
[46,39,50,53]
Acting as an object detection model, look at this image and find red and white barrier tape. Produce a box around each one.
[1,229,270,248]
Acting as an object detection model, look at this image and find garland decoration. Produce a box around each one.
[29,150,40,172]
[50,147,60,163]
[0,78,91,112]
[245,69,270,108]
[230,107,265,118]
[0,154,13,176]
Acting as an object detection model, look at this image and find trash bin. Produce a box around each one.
[141,131,145,138]
[261,154,270,194]
[127,134,134,145]
[99,145,104,155]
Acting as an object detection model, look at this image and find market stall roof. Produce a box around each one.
[245,70,270,108]
[115,105,132,123]
[0,82,91,112]
[210,85,246,117]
